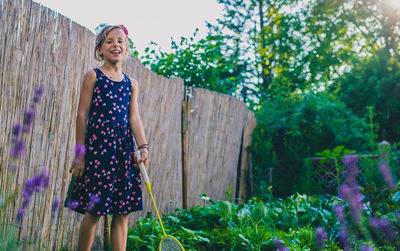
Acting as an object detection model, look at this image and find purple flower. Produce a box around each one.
[51,198,60,219]
[88,195,100,211]
[274,238,289,251]
[338,227,350,251]
[370,217,397,241]
[315,227,327,249]
[335,204,345,223]
[342,154,358,184]
[33,85,44,103]
[12,122,22,138]
[379,162,395,189]
[339,184,364,223]
[22,107,36,132]
[74,143,86,156]
[360,244,374,251]
[17,207,25,222]
[67,200,79,209]
[10,139,25,158]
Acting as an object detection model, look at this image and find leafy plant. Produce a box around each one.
[315,145,356,194]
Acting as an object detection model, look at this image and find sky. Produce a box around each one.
[33,0,223,54]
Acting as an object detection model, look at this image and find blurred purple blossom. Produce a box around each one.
[12,122,22,139]
[17,168,51,222]
[370,217,397,241]
[338,227,350,251]
[340,184,364,223]
[274,238,289,251]
[74,143,86,157]
[22,107,36,133]
[342,154,358,184]
[378,162,395,189]
[10,139,25,158]
[72,143,86,166]
[17,208,25,222]
[33,85,44,103]
[88,194,100,211]
[315,227,327,249]
[335,204,345,223]
[51,198,60,219]
[360,244,374,251]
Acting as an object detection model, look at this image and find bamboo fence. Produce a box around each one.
[0,0,256,250]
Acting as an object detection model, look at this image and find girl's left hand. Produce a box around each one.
[138,148,148,169]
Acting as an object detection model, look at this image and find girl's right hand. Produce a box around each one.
[69,161,85,178]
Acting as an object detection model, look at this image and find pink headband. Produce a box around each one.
[120,24,128,36]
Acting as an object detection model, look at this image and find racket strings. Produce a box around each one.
[160,236,183,251]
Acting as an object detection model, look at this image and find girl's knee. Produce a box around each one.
[112,214,129,224]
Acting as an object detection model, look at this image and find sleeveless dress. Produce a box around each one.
[64,68,143,215]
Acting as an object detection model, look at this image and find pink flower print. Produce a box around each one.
[119,97,122,101]
[128,207,131,210]
[100,114,104,117]
[105,202,109,206]
[93,186,96,190]
[107,176,110,180]
[93,112,96,115]
[135,202,139,206]
[110,161,113,165]
[106,79,109,83]
[123,93,126,96]
[104,139,107,143]
[112,117,116,120]
[94,151,97,155]
[114,94,117,98]
[99,98,103,102]
[106,197,110,201]
[104,84,108,88]
[104,184,107,188]
[119,88,122,92]
[109,110,112,114]
[98,181,102,185]
[113,103,116,106]
[95,102,99,106]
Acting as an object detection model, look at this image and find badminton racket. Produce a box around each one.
[135,151,185,251]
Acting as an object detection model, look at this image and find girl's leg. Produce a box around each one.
[111,214,129,251]
[77,212,101,251]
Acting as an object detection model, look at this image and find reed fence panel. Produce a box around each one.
[0,0,256,250]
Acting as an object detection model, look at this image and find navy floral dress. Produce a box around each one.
[64,68,143,215]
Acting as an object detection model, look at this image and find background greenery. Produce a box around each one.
[128,0,400,198]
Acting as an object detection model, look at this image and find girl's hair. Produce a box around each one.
[94,25,127,61]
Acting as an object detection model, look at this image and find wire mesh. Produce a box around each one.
[160,236,184,251]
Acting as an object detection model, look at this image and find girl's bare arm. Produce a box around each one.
[128,78,148,164]
[70,70,96,176]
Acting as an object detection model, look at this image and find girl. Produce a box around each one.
[65,24,148,251]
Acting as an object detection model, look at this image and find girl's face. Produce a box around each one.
[98,28,129,63]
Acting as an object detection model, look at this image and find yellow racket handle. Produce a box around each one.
[135,151,167,237]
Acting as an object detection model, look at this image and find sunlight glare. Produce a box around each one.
[385,0,400,9]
